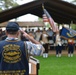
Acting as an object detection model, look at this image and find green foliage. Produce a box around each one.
[38,17,43,21]
[45,23,50,28]
[0,0,19,11]
[70,24,76,30]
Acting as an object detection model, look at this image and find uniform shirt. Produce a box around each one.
[41,31,49,44]
[56,34,62,46]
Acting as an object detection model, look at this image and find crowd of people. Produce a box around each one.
[0,23,75,58]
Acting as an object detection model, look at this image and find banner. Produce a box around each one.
[60,27,76,38]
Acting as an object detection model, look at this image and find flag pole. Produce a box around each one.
[42,4,46,28]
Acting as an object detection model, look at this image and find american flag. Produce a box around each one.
[43,14,48,22]
[43,8,58,32]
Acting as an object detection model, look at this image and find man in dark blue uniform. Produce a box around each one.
[0,22,44,75]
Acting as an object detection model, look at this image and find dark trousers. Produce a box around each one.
[43,43,48,53]
[56,45,62,55]
[68,44,74,54]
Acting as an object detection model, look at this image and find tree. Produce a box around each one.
[0,0,21,11]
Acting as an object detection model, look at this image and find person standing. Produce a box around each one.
[55,31,62,57]
[40,28,49,58]
[0,22,44,75]
[68,38,75,57]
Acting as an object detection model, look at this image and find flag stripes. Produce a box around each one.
[43,14,48,22]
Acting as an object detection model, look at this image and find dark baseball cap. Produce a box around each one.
[6,22,19,32]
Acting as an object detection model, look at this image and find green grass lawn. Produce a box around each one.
[34,55,76,75]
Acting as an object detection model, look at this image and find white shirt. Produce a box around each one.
[56,34,62,46]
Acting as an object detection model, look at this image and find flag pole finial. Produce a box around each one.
[42,4,44,9]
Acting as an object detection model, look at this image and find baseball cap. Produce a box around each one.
[6,22,19,32]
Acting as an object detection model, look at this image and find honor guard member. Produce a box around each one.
[0,22,44,75]
[68,38,75,57]
[55,31,62,57]
[40,28,49,58]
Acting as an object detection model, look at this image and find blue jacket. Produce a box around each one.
[0,40,29,75]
